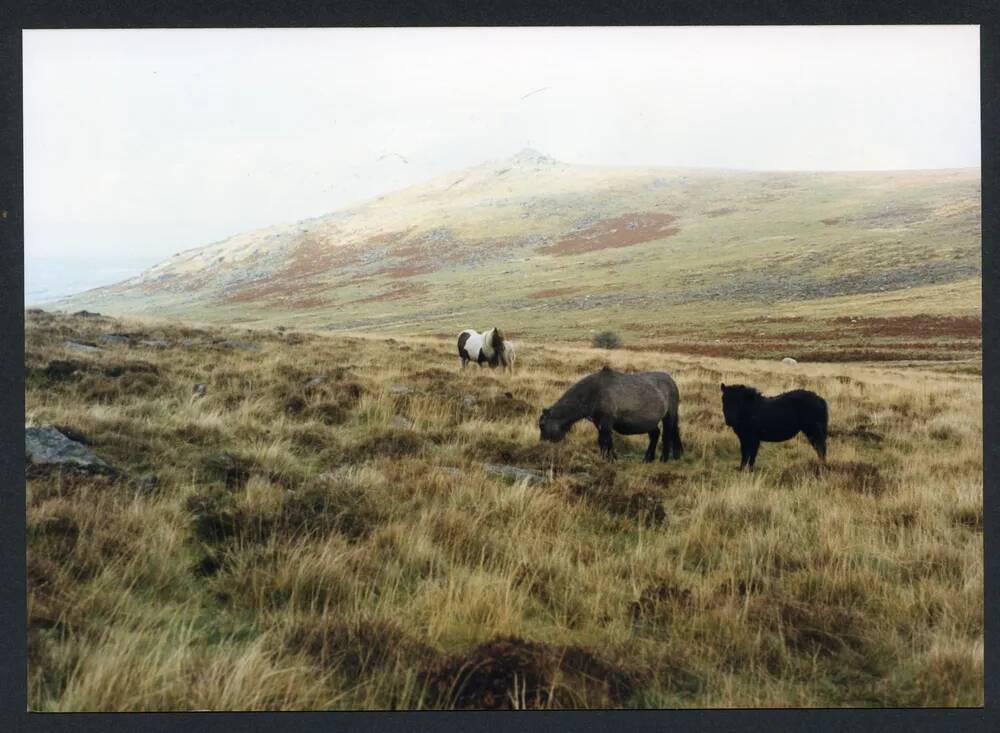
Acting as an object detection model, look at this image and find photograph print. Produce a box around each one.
[23,26,982,710]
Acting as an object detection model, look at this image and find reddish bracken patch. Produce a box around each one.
[528,287,581,299]
[737,316,806,324]
[222,228,422,305]
[377,263,438,279]
[368,228,415,246]
[830,314,981,339]
[537,213,679,257]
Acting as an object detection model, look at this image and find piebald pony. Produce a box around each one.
[457,327,514,374]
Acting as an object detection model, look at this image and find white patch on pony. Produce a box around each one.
[458,329,485,365]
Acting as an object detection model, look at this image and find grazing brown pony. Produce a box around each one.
[538,366,683,462]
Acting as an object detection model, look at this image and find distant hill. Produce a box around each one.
[49,149,981,340]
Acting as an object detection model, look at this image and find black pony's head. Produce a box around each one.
[538,406,569,442]
[720,383,760,428]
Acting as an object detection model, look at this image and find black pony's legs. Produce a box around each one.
[803,424,827,461]
[739,437,760,470]
[598,426,617,460]
[644,428,660,463]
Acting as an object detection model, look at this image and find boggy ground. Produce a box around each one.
[25,310,982,709]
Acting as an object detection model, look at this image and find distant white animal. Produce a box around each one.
[781,357,798,365]
[500,340,516,374]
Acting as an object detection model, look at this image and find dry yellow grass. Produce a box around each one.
[25,310,982,709]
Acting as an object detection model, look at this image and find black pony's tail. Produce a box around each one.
[806,395,829,461]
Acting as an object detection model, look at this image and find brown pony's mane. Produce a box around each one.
[488,327,506,367]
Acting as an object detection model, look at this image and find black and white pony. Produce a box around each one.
[457,327,515,374]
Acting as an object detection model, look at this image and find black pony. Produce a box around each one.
[720,383,828,470]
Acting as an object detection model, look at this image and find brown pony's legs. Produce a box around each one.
[644,428,660,463]
[597,423,617,460]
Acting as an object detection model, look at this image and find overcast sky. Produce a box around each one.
[23,26,980,302]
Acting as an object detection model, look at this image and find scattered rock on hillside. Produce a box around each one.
[304,376,328,388]
[781,357,798,365]
[25,426,116,476]
[461,394,478,408]
[63,341,103,355]
[99,333,130,345]
[484,463,547,485]
[220,339,261,351]
[139,339,171,349]
[193,383,207,397]
[180,338,200,347]
[72,310,102,317]
[387,384,414,395]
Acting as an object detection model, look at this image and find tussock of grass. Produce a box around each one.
[25,311,983,709]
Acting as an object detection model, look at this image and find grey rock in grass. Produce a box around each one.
[304,376,328,388]
[45,360,86,379]
[484,463,547,486]
[135,472,159,493]
[781,357,798,365]
[138,339,171,349]
[193,383,207,397]
[387,384,414,395]
[461,394,478,408]
[389,415,415,430]
[25,426,116,476]
[99,333,130,345]
[63,341,103,354]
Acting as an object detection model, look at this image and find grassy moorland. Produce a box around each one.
[25,310,982,710]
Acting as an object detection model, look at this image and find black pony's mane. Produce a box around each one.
[726,384,762,399]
